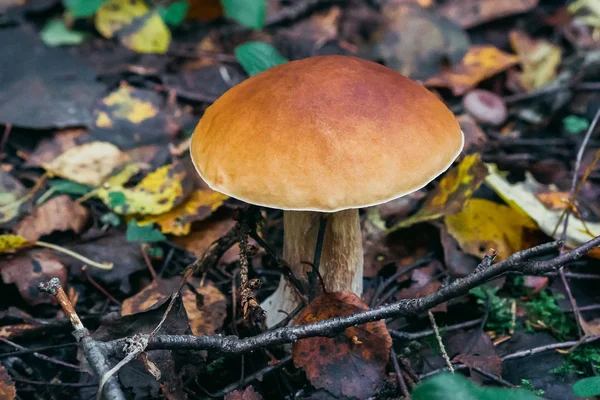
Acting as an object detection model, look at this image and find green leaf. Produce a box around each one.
[41,19,88,47]
[48,179,93,195]
[64,0,107,18]
[108,191,127,208]
[235,41,288,76]
[573,376,600,397]
[126,221,166,243]
[413,373,541,400]
[221,0,266,29]
[563,115,589,134]
[100,212,121,227]
[157,1,189,26]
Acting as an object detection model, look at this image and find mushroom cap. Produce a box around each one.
[190,55,464,212]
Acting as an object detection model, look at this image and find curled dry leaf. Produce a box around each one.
[424,46,519,95]
[509,30,562,91]
[0,365,16,400]
[444,198,540,260]
[98,163,191,215]
[0,249,68,306]
[13,195,89,242]
[136,189,229,235]
[224,386,263,400]
[122,276,227,336]
[438,0,539,29]
[292,292,392,399]
[389,154,488,232]
[95,0,170,54]
[42,141,128,187]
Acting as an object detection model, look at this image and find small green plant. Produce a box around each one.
[525,290,576,340]
[518,379,545,397]
[553,346,600,376]
[470,286,514,334]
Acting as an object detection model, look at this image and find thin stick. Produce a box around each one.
[308,216,327,300]
[140,244,157,280]
[0,337,82,370]
[82,266,121,305]
[0,123,11,153]
[428,310,454,373]
[390,347,410,399]
[36,241,113,270]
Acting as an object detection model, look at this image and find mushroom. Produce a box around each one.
[189,55,464,327]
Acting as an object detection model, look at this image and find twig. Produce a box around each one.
[0,343,77,359]
[307,216,327,300]
[428,311,454,373]
[37,278,125,400]
[36,241,113,270]
[101,237,600,358]
[390,348,410,399]
[471,367,515,387]
[0,337,82,371]
[140,244,157,280]
[239,212,265,322]
[389,319,482,341]
[82,266,121,305]
[0,123,11,154]
[12,377,98,388]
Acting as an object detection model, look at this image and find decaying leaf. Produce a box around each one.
[137,189,228,235]
[424,46,519,95]
[0,170,29,227]
[0,250,67,306]
[371,2,469,80]
[13,195,89,242]
[0,234,31,253]
[485,166,600,250]
[42,142,128,187]
[438,0,539,29]
[173,216,237,257]
[509,30,562,91]
[97,163,190,215]
[450,331,502,378]
[444,198,539,260]
[224,386,263,400]
[389,154,488,232]
[457,114,487,151]
[95,0,171,54]
[292,292,392,399]
[0,365,16,400]
[122,277,227,336]
[397,262,447,312]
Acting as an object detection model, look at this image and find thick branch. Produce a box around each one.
[102,236,600,357]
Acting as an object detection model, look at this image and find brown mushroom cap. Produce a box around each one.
[190,55,464,212]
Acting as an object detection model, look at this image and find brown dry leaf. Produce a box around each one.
[0,250,67,306]
[0,170,29,227]
[523,276,548,295]
[0,365,16,400]
[13,195,89,242]
[173,217,237,257]
[25,128,84,167]
[535,191,571,210]
[186,0,223,22]
[444,198,540,260]
[136,189,228,235]
[424,45,519,95]
[224,386,263,400]
[42,141,128,186]
[458,114,487,152]
[292,292,392,399]
[450,331,502,379]
[388,153,488,232]
[438,0,539,28]
[283,6,341,44]
[579,316,600,336]
[372,2,469,80]
[397,262,447,312]
[122,276,226,336]
[509,30,562,91]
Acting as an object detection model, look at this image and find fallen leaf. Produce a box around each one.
[97,163,191,215]
[172,216,237,259]
[137,189,228,235]
[397,262,447,312]
[450,331,502,379]
[0,170,29,227]
[41,19,88,47]
[42,142,128,187]
[535,191,571,210]
[95,0,171,54]
[440,224,479,277]
[444,198,539,260]
[0,234,31,253]
[64,0,105,17]
[292,292,392,399]
[0,28,104,129]
[0,249,67,306]
[186,0,223,22]
[524,276,548,294]
[25,128,84,168]
[389,154,488,232]
[122,276,227,336]
[13,195,89,242]
[485,166,600,250]
[424,46,519,95]
[509,30,562,91]
[235,41,288,77]
[371,3,469,80]
[457,114,487,152]
[578,316,600,336]
[438,0,539,28]
[224,386,263,400]
[126,220,166,243]
[0,365,16,400]
[222,0,266,29]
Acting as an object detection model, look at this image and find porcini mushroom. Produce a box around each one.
[190,55,464,327]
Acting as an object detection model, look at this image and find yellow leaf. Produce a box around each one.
[509,30,562,91]
[137,189,228,235]
[485,165,600,250]
[424,45,519,95]
[444,198,539,260]
[99,84,159,125]
[388,153,488,232]
[98,163,188,215]
[95,0,170,54]
[42,142,128,187]
[0,234,31,253]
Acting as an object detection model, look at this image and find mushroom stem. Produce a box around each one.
[262,209,363,327]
